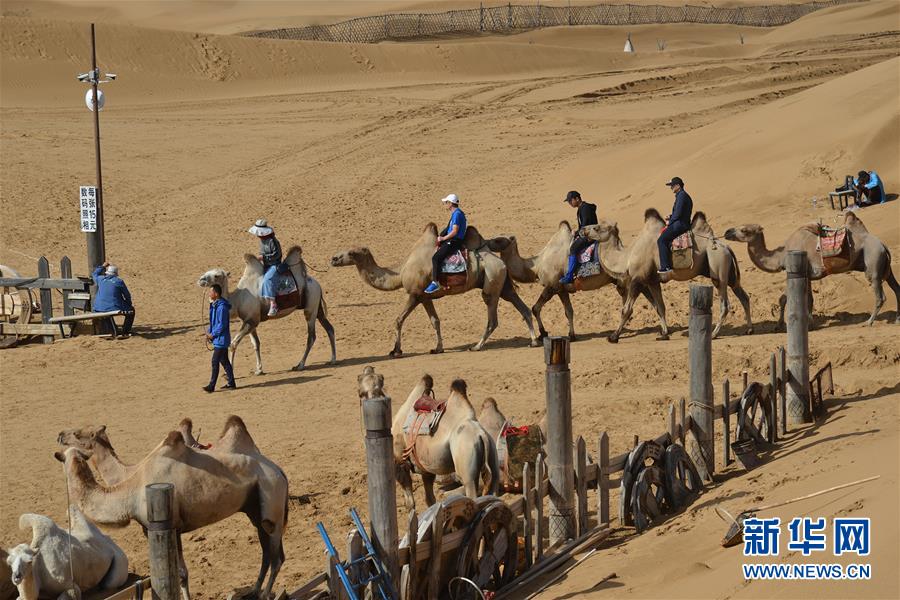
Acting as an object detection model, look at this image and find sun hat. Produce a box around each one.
[105,265,118,276]
[441,193,460,205]
[665,177,684,187]
[248,218,274,237]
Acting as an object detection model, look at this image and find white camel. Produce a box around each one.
[198,246,336,374]
[6,506,128,600]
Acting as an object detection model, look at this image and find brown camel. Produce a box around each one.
[331,223,538,356]
[357,366,499,512]
[582,209,752,342]
[56,419,287,600]
[725,211,899,327]
[488,221,657,340]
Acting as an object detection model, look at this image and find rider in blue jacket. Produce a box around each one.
[92,262,134,335]
[657,177,693,276]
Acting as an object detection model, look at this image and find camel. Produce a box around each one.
[357,367,500,512]
[725,211,899,327]
[1,548,15,600]
[197,246,336,374]
[487,222,657,340]
[6,506,128,599]
[55,421,288,600]
[331,223,538,356]
[581,209,752,342]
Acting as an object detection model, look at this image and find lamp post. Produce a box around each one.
[77,23,115,271]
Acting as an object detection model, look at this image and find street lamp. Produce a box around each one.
[76,23,115,271]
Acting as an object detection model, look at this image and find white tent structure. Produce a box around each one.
[624,33,635,52]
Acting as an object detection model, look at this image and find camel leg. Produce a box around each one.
[559,289,577,341]
[248,526,272,599]
[176,533,191,600]
[317,304,337,364]
[500,278,539,347]
[421,472,438,507]
[471,292,500,351]
[807,284,817,330]
[397,464,416,512]
[531,286,555,339]
[885,266,900,324]
[249,330,263,375]
[712,279,728,339]
[647,281,670,341]
[390,295,420,358]
[230,321,252,374]
[731,283,753,335]
[261,533,284,600]
[608,282,640,344]
[421,298,443,354]
[292,310,317,371]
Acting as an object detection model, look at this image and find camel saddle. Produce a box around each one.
[818,226,849,258]
[668,229,694,270]
[402,394,447,472]
[575,242,603,281]
[273,272,303,310]
[496,422,543,492]
[440,249,468,274]
[578,242,599,264]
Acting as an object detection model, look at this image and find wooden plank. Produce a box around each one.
[679,397,686,445]
[769,352,778,443]
[60,257,73,316]
[722,379,731,466]
[598,432,609,527]
[668,403,676,441]
[49,310,125,323]
[406,510,417,597]
[427,504,444,600]
[780,346,787,436]
[397,526,468,564]
[0,323,62,336]
[0,277,90,290]
[575,436,588,537]
[521,461,533,570]
[102,578,152,600]
[347,529,363,600]
[534,454,545,562]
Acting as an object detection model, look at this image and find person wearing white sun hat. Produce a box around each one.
[425,194,467,294]
[248,218,283,316]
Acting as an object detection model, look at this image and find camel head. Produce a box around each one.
[723,224,763,243]
[197,268,229,288]
[331,247,371,268]
[357,366,385,399]
[486,236,513,254]
[843,211,868,231]
[54,446,92,464]
[6,543,38,586]
[581,220,619,244]
[58,425,109,453]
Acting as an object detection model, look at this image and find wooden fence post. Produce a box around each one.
[534,454,545,561]
[521,462,533,569]
[769,352,778,443]
[779,345,787,435]
[362,395,400,587]
[786,251,811,425]
[722,379,731,466]
[544,336,575,545]
[37,256,53,343]
[146,483,179,600]
[407,511,418,599]
[60,256,74,316]
[687,285,714,481]
[742,370,749,393]
[598,432,609,527]
[347,529,364,599]
[678,397,686,446]
[668,403,676,441]
[575,436,588,537]
[480,2,485,31]
[427,504,444,600]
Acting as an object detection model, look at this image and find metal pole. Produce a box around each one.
[362,396,400,587]
[687,285,714,480]
[786,251,811,425]
[544,336,575,544]
[146,483,179,600]
[88,23,106,271]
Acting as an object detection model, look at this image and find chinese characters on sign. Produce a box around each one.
[744,516,871,557]
[79,186,97,232]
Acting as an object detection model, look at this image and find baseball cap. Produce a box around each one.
[564,190,581,202]
[441,193,459,204]
[665,177,684,187]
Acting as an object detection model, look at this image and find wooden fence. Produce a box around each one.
[244,0,864,43]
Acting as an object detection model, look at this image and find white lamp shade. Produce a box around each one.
[85,88,105,111]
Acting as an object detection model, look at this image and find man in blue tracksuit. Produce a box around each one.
[425,193,467,294]
[91,262,134,335]
[204,283,236,393]
[657,176,693,275]
[854,170,885,206]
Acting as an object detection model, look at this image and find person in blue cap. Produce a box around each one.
[559,190,598,285]
[425,193,467,294]
[657,176,693,276]
[91,261,134,335]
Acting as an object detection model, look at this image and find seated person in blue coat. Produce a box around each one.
[91,261,135,335]
[854,170,885,206]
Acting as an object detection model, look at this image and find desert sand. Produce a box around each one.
[1,0,898,597]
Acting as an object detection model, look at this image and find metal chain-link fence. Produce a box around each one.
[244,0,863,43]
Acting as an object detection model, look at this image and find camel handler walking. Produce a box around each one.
[425,193,467,294]
[203,283,236,393]
[248,219,283,317]
[91,261,135,336]
[657,176,693,277]
[559,190,598,285]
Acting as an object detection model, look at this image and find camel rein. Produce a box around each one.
[200,289,212,351]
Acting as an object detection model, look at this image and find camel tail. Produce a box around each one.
[318,291,328,320]
[485,433,501,496]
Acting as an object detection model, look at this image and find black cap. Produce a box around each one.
[857,171,868,181]
[564,190,581,202]
[665,177,684,187]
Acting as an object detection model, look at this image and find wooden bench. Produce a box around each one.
[49,310,129,339]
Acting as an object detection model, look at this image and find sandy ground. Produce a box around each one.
[1,0,898,597]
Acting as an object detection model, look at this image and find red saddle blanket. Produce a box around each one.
[818,227,848,258]
[671,231,693,251]
[578,242,599,264]
[413,394,446,414]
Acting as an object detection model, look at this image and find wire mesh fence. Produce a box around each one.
[243,0,863,43]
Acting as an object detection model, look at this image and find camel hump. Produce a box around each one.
[691,212,713,234]
[450,378,468,398]
[844,211,868,231]
[421,374,434,394]
[424,222,438,235]
[644,208,665,224]
[222,414,249,435]
[482,397,498,411]
[179,417,193,430]
[220,415,258,449]
[162,430,186,449]
[559,220,572,231]
[19,513,54,542]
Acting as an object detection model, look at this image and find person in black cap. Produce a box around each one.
[657,177,693,276]
[559,191,599,285]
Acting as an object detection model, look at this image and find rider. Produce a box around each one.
[425,193,467,294]
[657,177,693,277]
[559,190,598,285]
[248,218,282,316]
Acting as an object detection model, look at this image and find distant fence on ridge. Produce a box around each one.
[243,0,863,44]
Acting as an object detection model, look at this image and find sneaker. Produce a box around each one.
[424,281,441,294]
[657,268,673,274]
[202,384,214,393]
[222,382,237,390]
[267,305,279,317]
